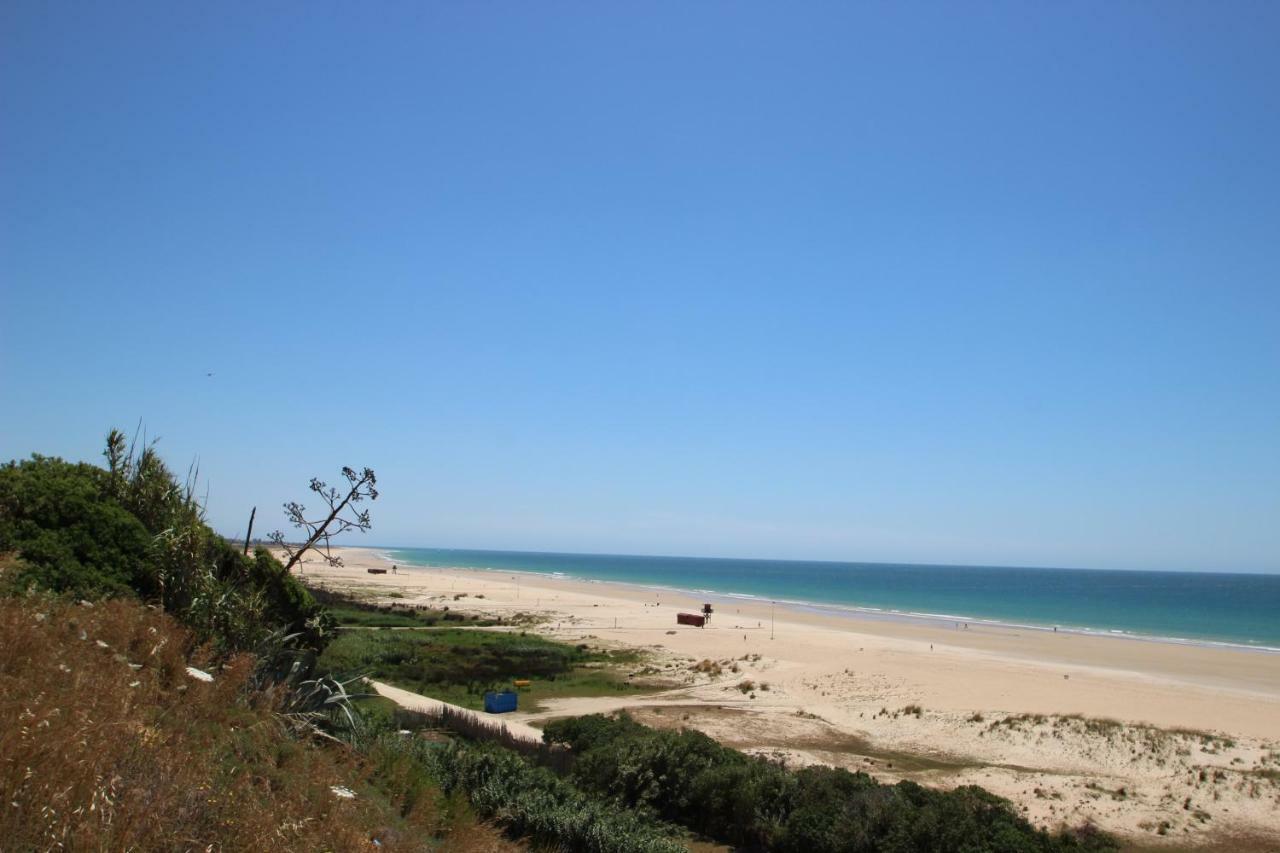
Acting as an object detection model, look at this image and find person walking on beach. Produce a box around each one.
[392,564,397,575]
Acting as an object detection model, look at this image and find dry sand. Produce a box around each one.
[304,547,1280,849]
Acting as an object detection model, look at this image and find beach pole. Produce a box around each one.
[771,600,775,640]
[242,506,256,555]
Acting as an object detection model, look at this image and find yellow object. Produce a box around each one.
[513,679,531,688]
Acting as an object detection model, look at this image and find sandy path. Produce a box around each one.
[370,680,545,744]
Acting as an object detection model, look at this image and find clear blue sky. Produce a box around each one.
[2,2,1278,572]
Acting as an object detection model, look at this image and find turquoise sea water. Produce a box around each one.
[383,548,1280,650]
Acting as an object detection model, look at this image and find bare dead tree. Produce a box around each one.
[269,467,377,573]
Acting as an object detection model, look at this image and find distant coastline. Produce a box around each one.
[380,546,1280,651]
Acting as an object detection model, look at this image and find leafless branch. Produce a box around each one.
[269,467,377,573]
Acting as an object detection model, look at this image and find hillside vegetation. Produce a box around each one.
[0,593,508,851]
[0,431,1118,852]
[0,438,329,651]
[544,713,1117,853]
[319,627,650,710]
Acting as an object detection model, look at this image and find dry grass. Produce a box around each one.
[0,594,513,851]
[690,658,723,677]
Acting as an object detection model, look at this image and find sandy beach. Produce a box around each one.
[305,547,1280,849]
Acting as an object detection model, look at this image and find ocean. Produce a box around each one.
[382,548,1280,650]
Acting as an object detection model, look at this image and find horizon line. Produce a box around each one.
[331,542,1280,577]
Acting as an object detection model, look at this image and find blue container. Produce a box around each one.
[483,691,518,714]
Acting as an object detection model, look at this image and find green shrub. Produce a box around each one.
[242,545,330,642]
[544,714,1117,853]
[319,627,588,695]
[1,438,330,655]
[419,739,685,853]
[0,455,156,597]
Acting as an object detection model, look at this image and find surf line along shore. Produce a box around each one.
[298,547,1280,848]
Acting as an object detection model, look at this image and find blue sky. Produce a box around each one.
[2,2,1277,572]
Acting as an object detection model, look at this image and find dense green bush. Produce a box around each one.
[544,714,1117,853]
[0,438,330,653]
[224,543,331,647]
[417,738,685,853]
[0,455,156,597]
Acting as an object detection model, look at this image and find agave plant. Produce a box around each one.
[261,633,365,729]
[276,668,365,731]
